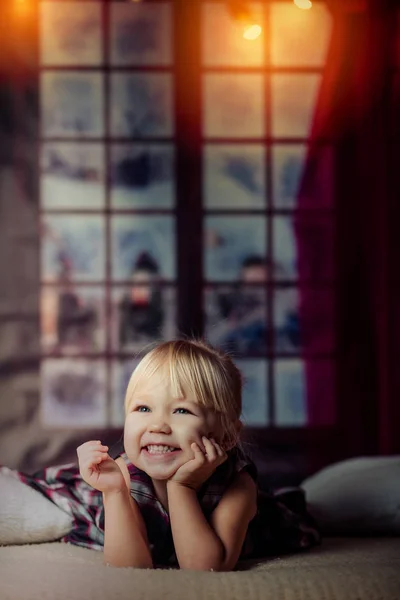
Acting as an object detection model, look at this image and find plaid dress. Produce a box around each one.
[3,444,320,566]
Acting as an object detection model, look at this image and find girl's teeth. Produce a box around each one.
[146,445,177,454]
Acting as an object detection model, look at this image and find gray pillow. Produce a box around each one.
[301,456,400,535]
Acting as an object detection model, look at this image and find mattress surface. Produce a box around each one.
[0,537,399,600]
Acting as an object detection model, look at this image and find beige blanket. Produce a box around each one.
[1,537,399,600]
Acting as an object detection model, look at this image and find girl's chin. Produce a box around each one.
[139,454,189,479]
[149,472,173,481]
[143,465,180,481]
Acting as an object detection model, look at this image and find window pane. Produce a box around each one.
[41,359,107,428]
[273,215,297,281]
[273,215,333,282]
[275,358,335,426]
[274,359,306,426]
[204,144,266,209]
[272,144,306,209]
[41,72,104,138]
[111,215,176,281]
[204,216,267,281]
[41,214,105,282]
[270,2,332,67]
[110,73,174,138]
[204,285,267,354]
[202,2,264,67]
[111,285,177,352]
[236,359,269,426]
[273,287,334,354]
[111,359,140,427]
[110,144,175,209]
[273,287,300,354]
[110,2,172,66]
[203,74,265,138]
[40,1,102,66]
[272,144,333,209]
[271,75,321,138]
[41,143,105,209]
[41,285,106,354]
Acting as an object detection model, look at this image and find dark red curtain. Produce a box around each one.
[387,14,400,455]
[295,0,400,455]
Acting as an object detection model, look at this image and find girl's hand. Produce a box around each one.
[77,440,126,494]
[167,437,227,491]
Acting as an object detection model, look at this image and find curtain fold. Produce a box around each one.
[294,0,399,453]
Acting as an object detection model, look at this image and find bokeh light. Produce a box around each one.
[243,24,262,40]
[294,0,313,9]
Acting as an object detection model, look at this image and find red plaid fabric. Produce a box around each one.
[4,446,320,566]
[4,447,257,565]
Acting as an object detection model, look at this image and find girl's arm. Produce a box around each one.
[167,470,257,571]
[102,457,153,569]
[102,489,153,568]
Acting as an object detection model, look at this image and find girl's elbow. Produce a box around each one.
[179,562,220,572]
[179,550,230,572]
[179,561,233,572]
[103,556,154,569]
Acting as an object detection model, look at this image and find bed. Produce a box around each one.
[0,537,399,600]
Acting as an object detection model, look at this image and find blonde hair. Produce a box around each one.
[124,339,243,450]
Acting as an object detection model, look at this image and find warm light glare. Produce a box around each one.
[243,24,262,40]
[294,0,313,9]
[13,0,32,17]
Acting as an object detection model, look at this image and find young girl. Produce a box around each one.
[8,339,319,570]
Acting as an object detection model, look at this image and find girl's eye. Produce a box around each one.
[136,406,150,413]
[174,407,192,415]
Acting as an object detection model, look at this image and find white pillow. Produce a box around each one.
[0,468,73,545]
[301,456,400,535]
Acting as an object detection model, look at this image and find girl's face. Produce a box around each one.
[123,370,223,481]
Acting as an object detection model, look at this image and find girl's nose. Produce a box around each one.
[149,421,172,434]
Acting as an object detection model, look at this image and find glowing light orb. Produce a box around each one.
[294,0,313,9]
[243,24,262,40]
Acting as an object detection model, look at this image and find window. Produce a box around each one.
[39,0,177,428]
[39,0,336,433]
